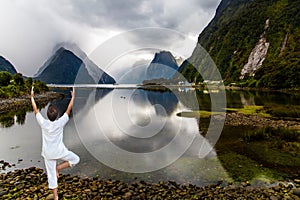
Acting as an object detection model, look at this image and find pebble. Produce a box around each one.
[293,188,300,197]
[225,112,300,129]
[0,190,7,196]
[1,166,300,199]
[0,92,63,114]
[270,195,278,200]
[45,193,54,200]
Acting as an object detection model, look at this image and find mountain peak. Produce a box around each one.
[0,56,17,74]
[53,43,88,60]
[34,45,115,84]
[146,51,178,80]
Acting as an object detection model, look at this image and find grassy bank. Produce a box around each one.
[215,125,300,183]
[182,105,300,183]
[0,91,64,113]
[0,91,64,127]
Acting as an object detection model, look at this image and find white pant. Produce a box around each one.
[44,151,80,189]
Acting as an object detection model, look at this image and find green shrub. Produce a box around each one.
[5,85,19,98]
[264,103,300,118]
[0,88,8,98]
[244,128,271,142]
[0,71,12,86]
[244,127,300,142]
[0,73,48,99]
[33,80,49,94]
[12,73,24,86]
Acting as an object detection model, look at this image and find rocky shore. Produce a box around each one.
[0,92,64,114]
[225,112,300,130]
[0,164,299,200]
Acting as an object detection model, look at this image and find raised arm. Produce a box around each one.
[66,87,75,116]
[30,86,39,115]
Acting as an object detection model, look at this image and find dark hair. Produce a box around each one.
[47,104,58,121]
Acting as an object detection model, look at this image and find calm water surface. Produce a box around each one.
[0,87,299,186]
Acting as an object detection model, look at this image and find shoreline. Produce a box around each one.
[225,112,300,130]
[0,165,300,199]
[224,86,300,95]
[0,91,64,114]
[0,89,299,199]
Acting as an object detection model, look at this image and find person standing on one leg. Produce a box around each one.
[31,86,80,200]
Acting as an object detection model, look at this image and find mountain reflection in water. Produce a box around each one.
[0,88,229,186]
[72,88,229,184]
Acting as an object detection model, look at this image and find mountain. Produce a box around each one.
[178,0,300,88]
[34,46,115,84]
[146,51,179,80]
[0,56,17,74]
[54,43,115,84]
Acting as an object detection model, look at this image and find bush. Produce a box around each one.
[5,85,19,98]
[244,127,300,142]
[0,71,12,86]
[24,77,33,92]
[0,88,8,98]
[12,73,24,86]
[264,103,300,118]
[244,127,271,142]
[0,73,49,98]
[33,80,49,94]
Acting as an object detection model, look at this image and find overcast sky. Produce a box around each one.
[0,0,220,77]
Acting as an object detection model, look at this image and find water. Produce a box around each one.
[0,87,299,186]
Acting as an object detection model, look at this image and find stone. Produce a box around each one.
[241,182,248,187]
[45,193,54,200]
[0,190,7,196]
[293,188,300,197]
[90,185,97,192]
[294,179,300,184]
[84,189,91,193]
[273,186,281,192]
[124,192,132,199]
[63,194,72,198]
[270,195,278,200]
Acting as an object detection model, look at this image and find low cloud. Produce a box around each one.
[0,0,220,76]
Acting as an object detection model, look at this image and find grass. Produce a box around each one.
[218,152,285,183]
[179,105,300,182]
[177,110,224,118]
[243,127,300,168]
[180,104,300,119]
[226,104,300,118]
[226,105,271,117]
[248,142,300,167]
[216,125,300,182]
[263,103,300,118]
[244,127,300,142]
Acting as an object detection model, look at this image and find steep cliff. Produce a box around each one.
[146,51,178,80]
[178,0,300,88]
[240,19,270,79]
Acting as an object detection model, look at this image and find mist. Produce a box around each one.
[0,0,220,76]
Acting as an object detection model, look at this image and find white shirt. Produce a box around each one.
[36,112,69,159]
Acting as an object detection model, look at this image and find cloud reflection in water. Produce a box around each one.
[73,88,229,182]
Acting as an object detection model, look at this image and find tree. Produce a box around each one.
[25,77,33,92]
[33,80,49,94]
[0,71,12,86]
[0,88,8,98]
[12,73,24,86]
